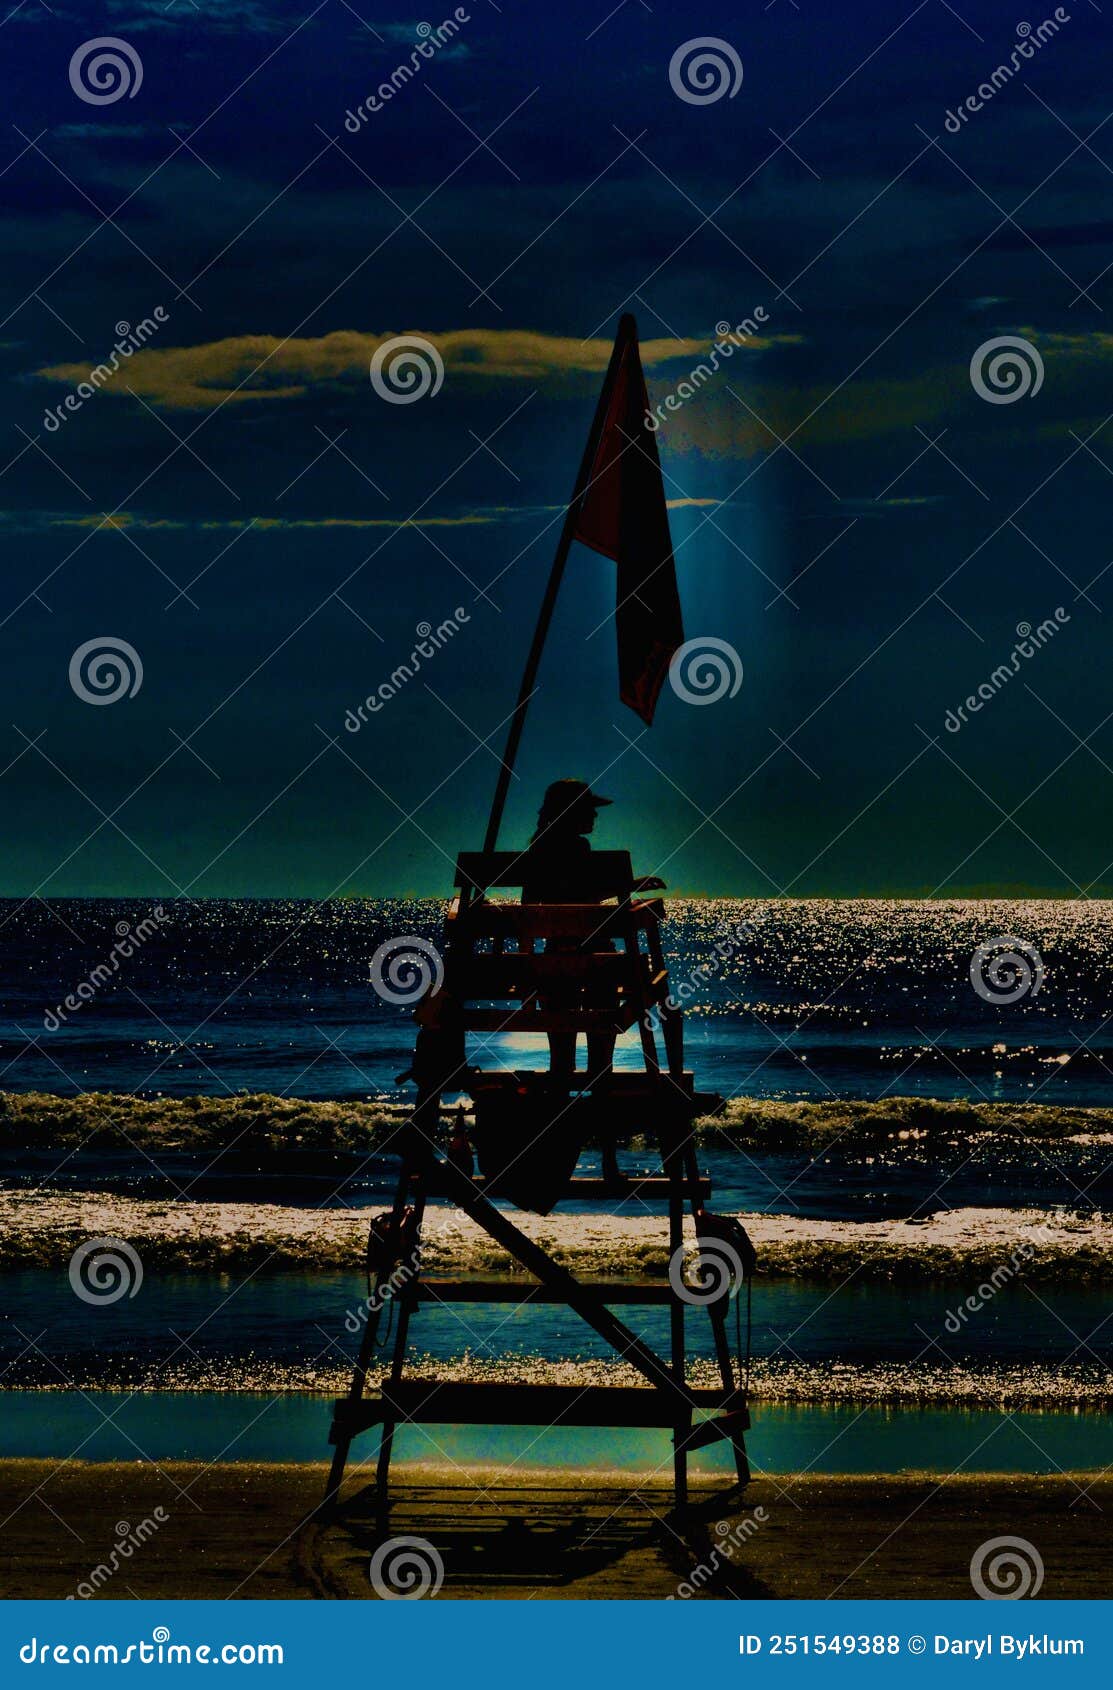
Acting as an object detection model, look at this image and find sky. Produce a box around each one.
[2,0,1113,898]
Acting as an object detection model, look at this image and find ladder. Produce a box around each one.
[324,851,752,1524]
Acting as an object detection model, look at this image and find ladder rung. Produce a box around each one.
[383,1385,739,1426]
[426,1173,711,1200]
[462,1007,640,1033]
[412,1276,677,1305]
[470,1070,698,1097]
[329,1386,747,1443]
[679,1406,752,1452]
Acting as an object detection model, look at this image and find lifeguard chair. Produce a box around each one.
[324,848,753,1523]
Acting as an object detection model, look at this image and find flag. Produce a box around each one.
[572,315,684,725]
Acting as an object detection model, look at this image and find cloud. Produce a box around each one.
[26,509,509,534]
[6,497,721,535]
[35,327,774,412]
[104,0,283,33]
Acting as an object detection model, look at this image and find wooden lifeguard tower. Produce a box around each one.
[324,314,754,1523]
[324,849,752,1519]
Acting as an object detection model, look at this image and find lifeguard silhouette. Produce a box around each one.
[523,778,664,1086]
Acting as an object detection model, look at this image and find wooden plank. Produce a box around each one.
[461,1007,634,1033]
[412,1276,676,1305]
[329,1386,745,1444]
[424,1173,711,1200]
[456,850,633,894]
[381,1381,732,1427]
[454,953,640,992]
[448,902,662,943]
[466,1069,697,1098]
[680,1408,752,1452]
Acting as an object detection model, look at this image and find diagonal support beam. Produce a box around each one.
[431,1151,691,1406]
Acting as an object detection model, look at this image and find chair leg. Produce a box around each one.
[661,1002,684,1079]
[374,1179,429,1528]
[666,1136,688,1511]
[706,1301,750,1485]
[683,1144,749,1487]
[322,1106,434,1517]
[321,1156,417,1516]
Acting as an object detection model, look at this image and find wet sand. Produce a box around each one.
[5,1357,1111,1411]
[5,1187,1109,1283]
[0,1460,1107,1600]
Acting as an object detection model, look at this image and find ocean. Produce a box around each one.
[2,897,1110,1452]
[3,895,1109,1105]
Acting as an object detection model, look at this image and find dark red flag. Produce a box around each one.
[573,318,684,725]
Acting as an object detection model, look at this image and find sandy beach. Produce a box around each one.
[0,1461,1107,1600]
[4,1085,1110,1597]
[4,1188,1108,1283]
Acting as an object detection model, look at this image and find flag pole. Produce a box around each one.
[482,314,636,855]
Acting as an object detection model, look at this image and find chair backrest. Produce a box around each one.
[455,850,634,899]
